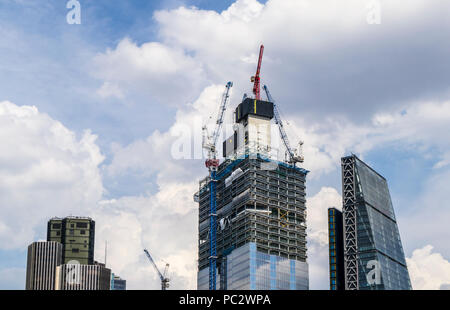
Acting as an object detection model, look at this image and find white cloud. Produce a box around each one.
[93,181,198,289]
[307,187,341,247]
[2,0,448,290]
[407,245,450,290]
[306,187,342,289]
[0,101,104,250]
[99,85,232,289]
[95,0,450,180]
[97,82,125,99]
[106,84,230,183]
[284,100,450,178]
[93,38,207,105]
[400,167,450,258]
[97,1,450,290]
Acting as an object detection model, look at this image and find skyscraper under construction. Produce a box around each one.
[196,95,309,290]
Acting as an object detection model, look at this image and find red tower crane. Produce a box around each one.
[251,45,264,100]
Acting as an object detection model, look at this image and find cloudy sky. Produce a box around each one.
[1,0,450,290]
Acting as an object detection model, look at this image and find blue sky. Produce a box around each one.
[0,0,449,289]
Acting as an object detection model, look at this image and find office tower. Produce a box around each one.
[25,241,63,290]
[196,97,309,290]
[47,216,95,265]
[334,155,412,290]
[111,274,127,290]
[328,208,345,290]
[55,263,111,290]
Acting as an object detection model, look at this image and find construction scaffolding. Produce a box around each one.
[197,154,308,275]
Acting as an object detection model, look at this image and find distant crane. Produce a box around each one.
[263,84,304,165]
[144,249,170,290]
[251,45,264,100]
[202,81,233,290]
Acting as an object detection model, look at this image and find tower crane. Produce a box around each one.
[251,45,264,100]
[201,81,233,290]
[144,249,170,290]
[263,84,304,165]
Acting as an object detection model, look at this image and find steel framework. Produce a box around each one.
[341,156,358,290]
[144,249,170,290]
[197,155,308,277]
[202,82,233,290]
[263,85,304,165]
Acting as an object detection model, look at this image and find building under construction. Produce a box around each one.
[196,46,309,290]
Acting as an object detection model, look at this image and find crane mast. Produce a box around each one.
[203,81,233,162]
[251,45,264,100]
[263,85,304,165]
[144,249,170,290]
[202,81,233,290]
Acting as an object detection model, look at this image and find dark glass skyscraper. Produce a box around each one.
[328,208,344,290]
[111,274,127,290]
[333,155,412,290]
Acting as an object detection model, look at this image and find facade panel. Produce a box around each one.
[198,242,308,290]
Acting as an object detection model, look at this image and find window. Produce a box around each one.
[69,229,74,235]
[72,248,79,253]
[76,222,88,228]
[80,230,86,235]
[52,223,61,229]
[56,231,60,236]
